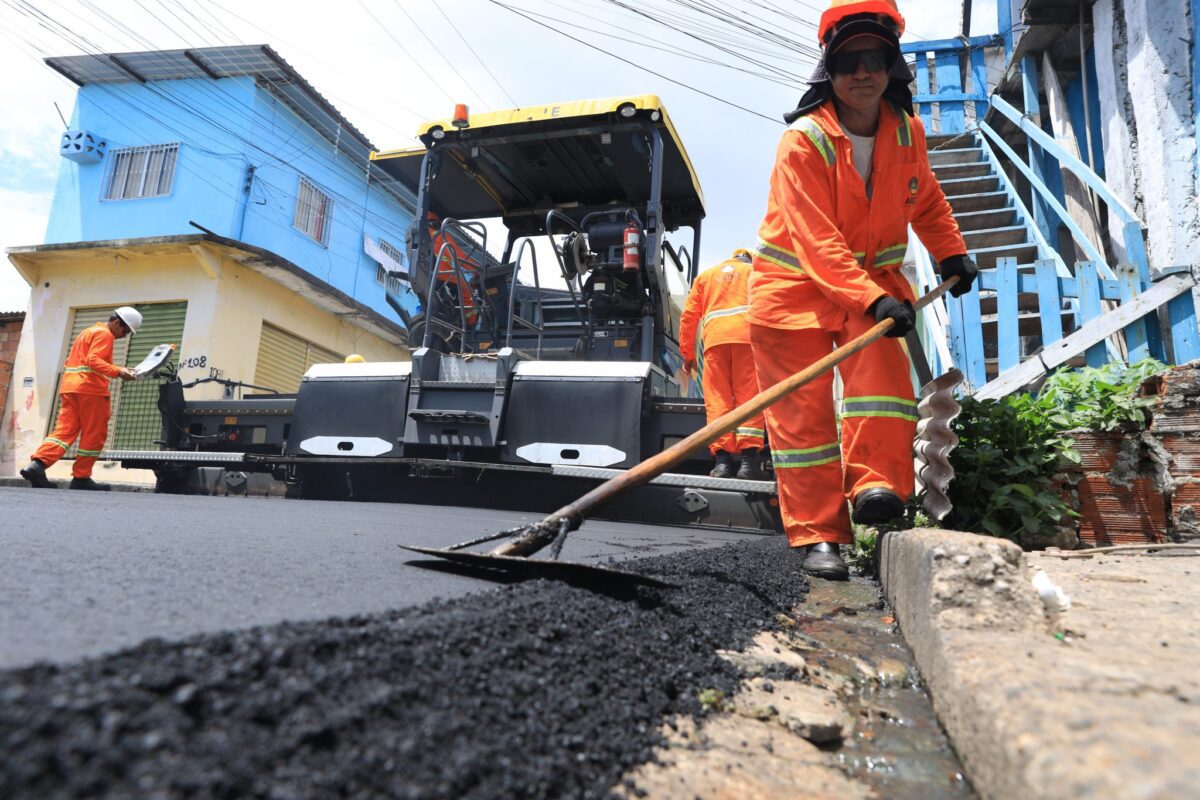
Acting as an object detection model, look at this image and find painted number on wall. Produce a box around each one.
[180,355,208,369]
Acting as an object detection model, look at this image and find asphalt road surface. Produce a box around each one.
[0,486,757,669]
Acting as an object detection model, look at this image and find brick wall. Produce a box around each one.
[1149,363,1200,542]
[0,314,24,422]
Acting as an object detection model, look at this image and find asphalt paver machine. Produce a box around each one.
[123,97,781,534]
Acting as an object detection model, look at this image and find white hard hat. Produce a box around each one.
[114,306,143,334]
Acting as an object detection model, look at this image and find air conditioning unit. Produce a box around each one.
[60,130,107,164]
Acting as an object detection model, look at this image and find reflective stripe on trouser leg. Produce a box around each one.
[724,342,765,451]
[750,323,850,548]
[32,393,82,469]
[836,311,917,504]
[700,343,738,455]
[71,393,112,479]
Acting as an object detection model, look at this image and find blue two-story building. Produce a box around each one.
[3,44,421,482]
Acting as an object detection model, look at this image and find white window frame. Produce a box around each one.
[102,143,180,201]
[293,176,334,247]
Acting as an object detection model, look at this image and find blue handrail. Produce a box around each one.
[977,121,1111,276]
[989,95,1151,287]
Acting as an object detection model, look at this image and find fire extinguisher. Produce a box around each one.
[622,221,640,272]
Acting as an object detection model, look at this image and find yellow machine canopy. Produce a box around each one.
[371,96,706,236]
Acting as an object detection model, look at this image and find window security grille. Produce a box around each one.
[103,144,179,200]
[293,177,334,246]
[375,264,407,295]
[373,238,407,294]
[378,238,404,264]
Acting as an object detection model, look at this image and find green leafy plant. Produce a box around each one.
[1035,358,1167,432]
[847,526,877,574]
[944,393,1078,542]
[848,505,929,573]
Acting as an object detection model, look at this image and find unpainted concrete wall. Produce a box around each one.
[1093,0,1199,268]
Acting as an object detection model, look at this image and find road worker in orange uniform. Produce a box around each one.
[679,249,767,480]
[21,307,141,490]
[750,0,978,580]
[426,212,481,328]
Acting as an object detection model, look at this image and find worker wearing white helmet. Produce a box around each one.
[21,306,140,490]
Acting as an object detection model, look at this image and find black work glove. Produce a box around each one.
[939,254,978,297]
[868,296,915,338]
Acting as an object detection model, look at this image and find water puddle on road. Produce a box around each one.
[795,578,974,799]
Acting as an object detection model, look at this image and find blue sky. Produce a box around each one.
[0,0,998,312]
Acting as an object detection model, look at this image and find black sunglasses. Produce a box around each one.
[827,48,894,75]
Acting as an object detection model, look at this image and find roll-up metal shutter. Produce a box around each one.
[305,342,342,372]
[253,322,345,395]
[111,302,188,450]
[45,307,132,454]
[254,323,310,395]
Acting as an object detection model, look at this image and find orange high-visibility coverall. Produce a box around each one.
[751,100,966,547]
[429,223,481,325]
[32,322,124,479]
[679,252,766,455]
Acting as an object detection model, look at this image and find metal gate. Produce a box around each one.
[253,322,342,395]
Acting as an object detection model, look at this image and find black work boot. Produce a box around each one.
[736,448,767,481]
[852,487,904,526]
[801,542,849,581]
[69,477,111,491]
[20,460,54,489]
[709,451,736,479]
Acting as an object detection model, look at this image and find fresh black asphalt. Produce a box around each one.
[0,520,807,799]
[0,487,755,669]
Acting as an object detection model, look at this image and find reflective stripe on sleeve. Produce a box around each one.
[872,243,908,269]
[754,240,807,274]
[897,113,912,147]
[793,118,836,167]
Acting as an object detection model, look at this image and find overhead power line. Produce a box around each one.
[433,2,519,108]
[487,0,782,125]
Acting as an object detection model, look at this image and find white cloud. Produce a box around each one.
[0,186,52,311]
[0,0,1005,285]
[900,0,1000,41]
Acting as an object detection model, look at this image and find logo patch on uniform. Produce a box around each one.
[909,177,919,195]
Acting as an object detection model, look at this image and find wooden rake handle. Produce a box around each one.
[493,277,959,557]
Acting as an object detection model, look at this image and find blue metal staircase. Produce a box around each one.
[903,38,1200,399]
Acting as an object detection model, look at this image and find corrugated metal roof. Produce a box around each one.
[44,45,415,211]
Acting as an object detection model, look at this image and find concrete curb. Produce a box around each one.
[878,529,1200,799]
[877,529,1047,800]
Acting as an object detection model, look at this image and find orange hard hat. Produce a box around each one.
[818,0,905,44]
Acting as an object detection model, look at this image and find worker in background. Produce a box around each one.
[679,249,767,480]
[750,0,977,580]
[20,307,141,491]
[426,211,481,327]
[344,354,366,363]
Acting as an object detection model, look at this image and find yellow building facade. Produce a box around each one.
[2,234,409,484]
